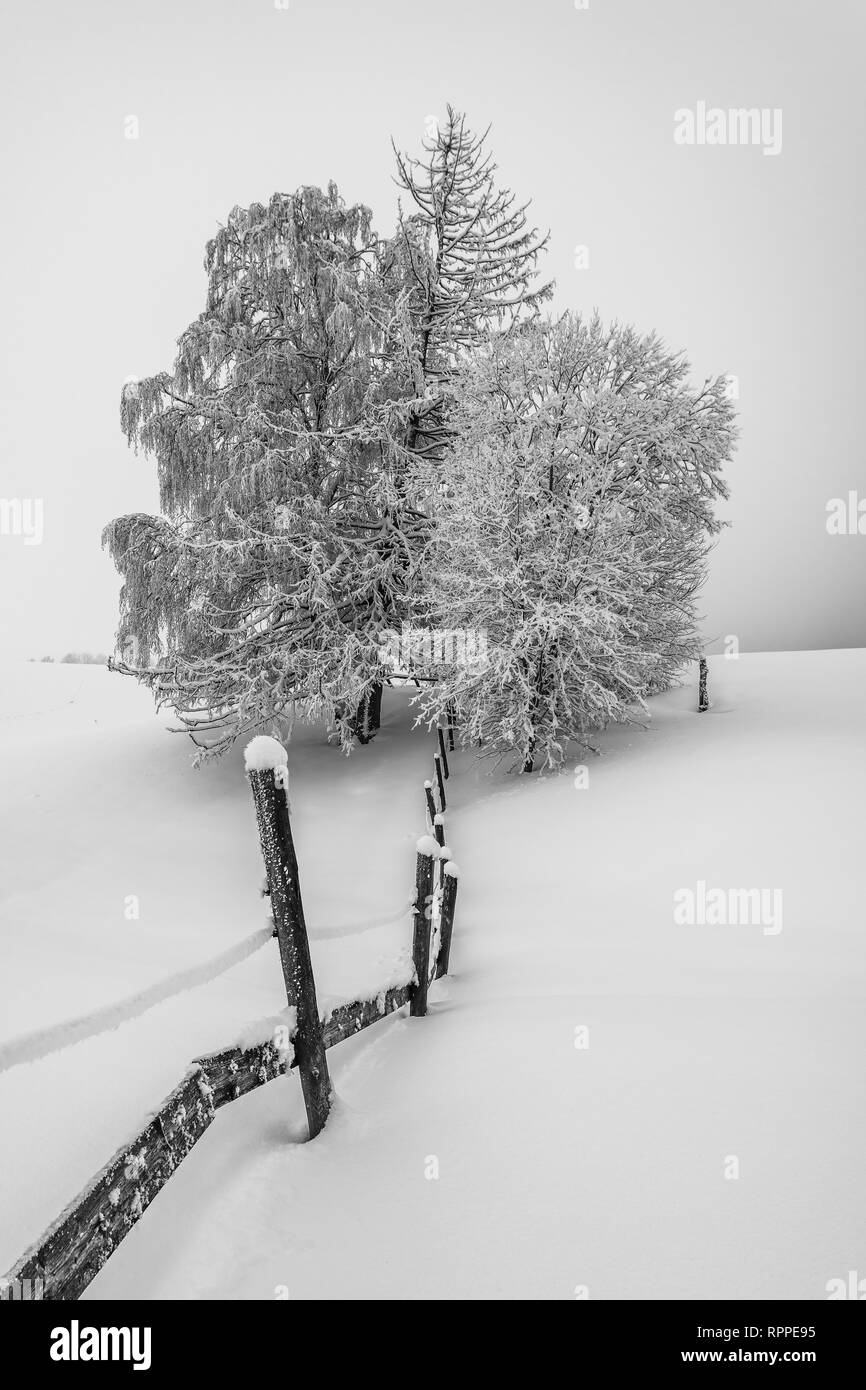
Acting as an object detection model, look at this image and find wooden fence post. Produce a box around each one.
[432,811,445,849]
[437,726,450,779]
[245,737,331,1139]
[436,858,460,978]
[446,702,455,752]
[698,656,709,713]
[434,751,446,811]
[424,780,437,833]
[411,837,438,1017]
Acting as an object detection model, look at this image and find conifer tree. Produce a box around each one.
[354,107,551,733]
[390,104,551,467]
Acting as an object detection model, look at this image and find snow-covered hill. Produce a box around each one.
[0,651,863,1299]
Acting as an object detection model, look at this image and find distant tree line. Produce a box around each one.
[31,653,108,665]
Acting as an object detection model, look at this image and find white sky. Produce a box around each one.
[1,0,863,659]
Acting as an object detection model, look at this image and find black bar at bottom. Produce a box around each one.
[2,1297,861,1373]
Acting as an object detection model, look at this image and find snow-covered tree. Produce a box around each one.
[409,314,737,771]
[103,112,550,758]
[104,184,407,757]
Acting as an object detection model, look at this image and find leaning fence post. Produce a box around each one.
[437,726,450,779]
[432,811,446,849]
[434,751,446,811]
[436,857,460,978]
[245,737,331,1139]
[411,837,438,1017]
[424,780,437,832]
[698,656,709,713]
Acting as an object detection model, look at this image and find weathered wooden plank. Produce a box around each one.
[321,983,414,1050]
[0,1066,216,1301]
[195,1037,291,1107]
[1,963,432,1301]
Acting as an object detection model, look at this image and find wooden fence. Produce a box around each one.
[0,721,460,1301]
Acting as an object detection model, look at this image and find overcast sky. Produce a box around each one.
[0,0,863,660]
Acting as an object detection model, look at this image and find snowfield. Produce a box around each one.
[0,650,863,1299]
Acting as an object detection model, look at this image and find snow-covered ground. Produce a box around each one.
[0,662,425,1269]
[1,651,863,1299]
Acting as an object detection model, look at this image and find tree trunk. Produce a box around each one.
[522,648,546,772]
[349,681,383,744]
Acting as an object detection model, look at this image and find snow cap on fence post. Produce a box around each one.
[245,735,289,776]
[245,736,291,804]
